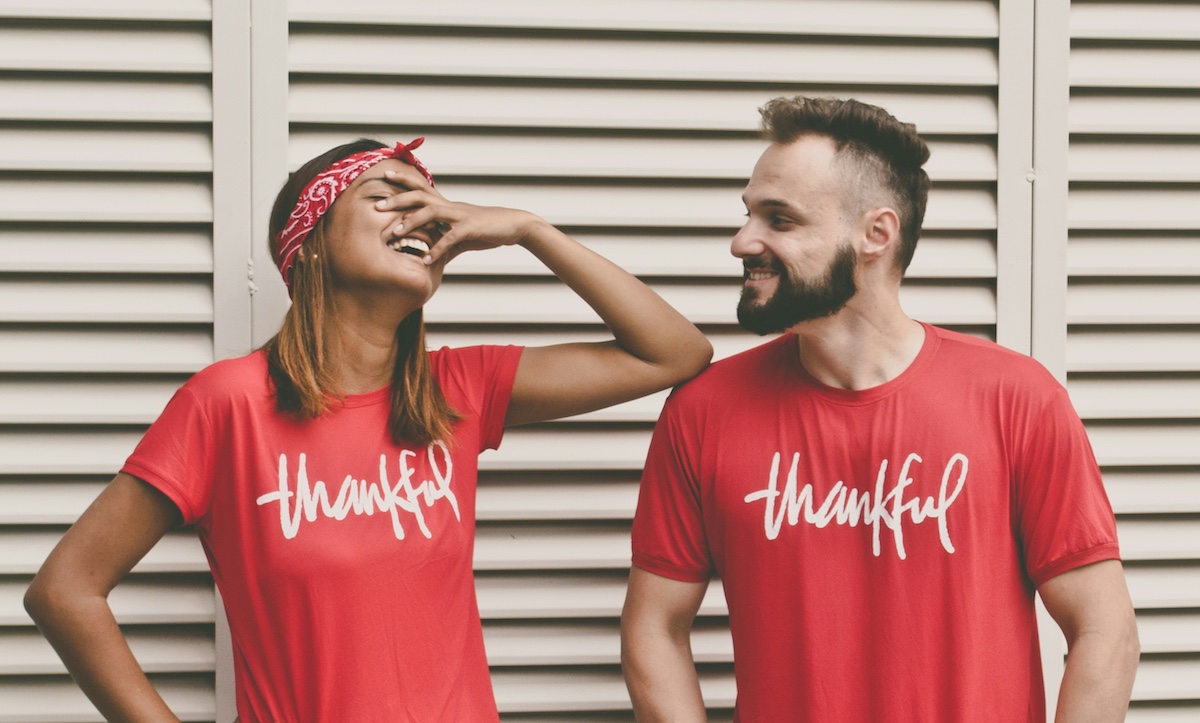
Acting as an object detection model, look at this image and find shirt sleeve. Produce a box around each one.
[434,345,523,452]
[121,384,218,525]
[1013,386,1120,586]
[630,390,714,582]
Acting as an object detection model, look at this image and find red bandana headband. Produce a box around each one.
[274,138,435,291]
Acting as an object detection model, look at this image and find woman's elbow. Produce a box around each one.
[24,567,83,629]
[24,573,56,626]
[673,333,714,381]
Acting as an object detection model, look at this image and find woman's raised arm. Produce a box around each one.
[378,168,713,425]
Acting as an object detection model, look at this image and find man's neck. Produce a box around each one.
[790,303,926,391]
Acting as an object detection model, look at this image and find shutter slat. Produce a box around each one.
[0,429,147,475]
[483,426,651,471]
[1067,330,1200,373]
[1069,187,1200,231]
[1126,704,1200,723]
[1072,2,1200,42]
[0,677,214,722]
[1105,471,1200,515]
[0,128,212,174]
[1070,140,1200,183]
[427,182,994,231]
[0,279,213,324]
[0,531,207,575]
[485,620,731,666]
[290,83,996,134]
[0,480,109,524]
[491,668,734,713]
[477,476,639,521]
[475,573,727,619]
[1137,612,1200,654]
[0,578,215,626]
[0,228,212,275]
[0,26,211,74]
[426,280,997,326]
[0,78,212,123]
[0,628,214,675]
[1071,45,1200,89]
[1070,93,1200,135]
[1085,422,1200,467]
[439,232,996,279]
[1069,378,1200,420]
[292,0,998,39]
[0,328,212,374]
[0,0,210,21]
[0,178,212,224]
[1116,519,1200,562]
[292,134,995,182]
[1067,282,1200,325]
[291,33,997,85]
[0,379,179,425]
[475,525,630,570]
[1131,658,1200,702]
[1125,564,1200,609]
[1068,235,1200,277]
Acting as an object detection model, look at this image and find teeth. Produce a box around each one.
[387,237,430,256]
[746,270,776,280]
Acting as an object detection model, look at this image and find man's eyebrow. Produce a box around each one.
[744,197,808,216]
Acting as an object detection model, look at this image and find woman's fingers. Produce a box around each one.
[375,187,435,212]
[391,205,442,239]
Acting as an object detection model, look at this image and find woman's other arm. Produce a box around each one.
[25,473,183,722]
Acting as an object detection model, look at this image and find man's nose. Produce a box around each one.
[730,221,764,259]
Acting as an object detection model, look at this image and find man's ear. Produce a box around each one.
[861,207,901,263]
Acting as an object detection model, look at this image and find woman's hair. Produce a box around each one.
[263,139,460,444]
[759,96,931,274]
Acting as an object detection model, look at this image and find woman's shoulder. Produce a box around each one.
[428,344,522,378]
[179,350,272,401]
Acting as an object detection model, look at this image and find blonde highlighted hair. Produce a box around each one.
[263,139,460,444]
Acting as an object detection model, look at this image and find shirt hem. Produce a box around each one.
[120,461,197,525]
[630,555,711,583]
[1029,541,1121,587]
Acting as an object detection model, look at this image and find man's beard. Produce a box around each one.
[737,243,858,335]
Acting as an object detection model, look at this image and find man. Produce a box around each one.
[621,96,1139,722]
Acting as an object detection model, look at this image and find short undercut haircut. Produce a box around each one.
[759,96,931,273]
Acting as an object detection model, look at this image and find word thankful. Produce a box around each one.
[742,451,969,560]
[255,442,459,541]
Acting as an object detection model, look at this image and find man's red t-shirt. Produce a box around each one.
[123,345,522,722]
[632,325,1119,722]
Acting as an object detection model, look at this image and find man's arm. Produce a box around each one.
[1038,559,1140,722]
[621,566,710,722]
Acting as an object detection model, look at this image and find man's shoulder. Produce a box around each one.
[927,325,1065,401]
[668,335,792,404]
[931,325,1055,376]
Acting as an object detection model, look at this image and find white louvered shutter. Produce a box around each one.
[1068,2,1200,719]
[286,1,1006,718]
[0,1,221,720]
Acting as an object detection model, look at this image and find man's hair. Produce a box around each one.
[759,96,931,273]
[263,139,460,444]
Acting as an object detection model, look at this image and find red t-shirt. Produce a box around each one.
[122,345,523,723]
[631,324,1119,722]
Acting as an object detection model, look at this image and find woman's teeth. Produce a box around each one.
[388,237,430,257]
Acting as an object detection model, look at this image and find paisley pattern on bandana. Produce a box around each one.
[274,138,434,292]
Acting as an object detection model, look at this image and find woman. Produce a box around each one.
[25,138,712,722]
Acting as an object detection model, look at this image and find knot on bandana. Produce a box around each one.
[274,138,434,293]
